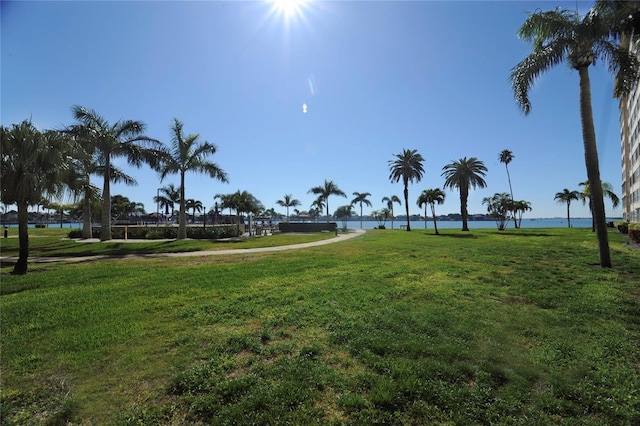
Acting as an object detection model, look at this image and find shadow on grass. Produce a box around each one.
[428,232,478,239]
[489,231,554,237]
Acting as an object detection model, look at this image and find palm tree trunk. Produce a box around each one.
[424,205,428,229]
[460,187,469,231]
[326,202,330,224]
[578,66,611,267]
[101,157,112,241]
[431,204,439,235]
[13,201,29,275]
[178,172,187,239]
[506,165,517,228]
[82,188,92,239]
[566,201,571,228]
[404,184,410,231]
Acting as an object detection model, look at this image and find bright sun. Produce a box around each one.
[270,0,308,18]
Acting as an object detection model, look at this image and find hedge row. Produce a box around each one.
[614,222,640,244]
[68,226,240,240]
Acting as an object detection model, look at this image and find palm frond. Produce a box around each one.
[510,41,568,114]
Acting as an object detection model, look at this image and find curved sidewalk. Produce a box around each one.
[0,229,366,265]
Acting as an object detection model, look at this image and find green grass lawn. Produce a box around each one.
[0,228,335,258]
[1,228,639,424]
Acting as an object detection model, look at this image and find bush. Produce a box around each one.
[630,229,640,244]
[615,221,629,234]
[68,229,83,238]
[376,225,386,230]
[35,224,46,228]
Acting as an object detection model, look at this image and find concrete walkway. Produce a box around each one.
[0,229,366,265]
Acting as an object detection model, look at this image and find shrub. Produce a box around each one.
[376,225,386,230]
[35,224,46,228]
[630,229,640,244]
[615,221,629,234]
[68,229,83,238]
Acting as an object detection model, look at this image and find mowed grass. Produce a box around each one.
[0,227,335,259]
[1,228,639,425]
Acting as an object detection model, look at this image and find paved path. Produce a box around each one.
[0,229,366,265]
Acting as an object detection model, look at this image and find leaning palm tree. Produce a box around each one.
[351,191,372,229]
[554,188,580,228]
[72,106,164,241]
[308,180,347,223]
[579,180,620,231]
[276,194,301,222]
[417,188,446,235]
[1,122,69,274]
[442,157,488,232]
[159,118,228,240]
[382,195,402,229]
[499,149,518,228]
[388,149,425,231]
[510,7,639,267]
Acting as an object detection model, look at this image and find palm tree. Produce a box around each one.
[71,106,164,241]
[1,121,69,274]
[159,118,228,240]
[276,194,301,222]
[417,188,446,235]
[579,180,620,231]
[185,199,203,224]
[48,201,75,228]
[554,188,581,228]
[442,157,488,232]
[388,149,425,231]
[513,200,532,228]
[351,191,372,229]
[60,123,99,238]
[382,195,402,230]
[310,196,325,223]
[334,205,355,231]
[308,180,347,223]
[154,183,181,221]
[482,193,511,230]
[499,149,518,228]
[510,8,639,267]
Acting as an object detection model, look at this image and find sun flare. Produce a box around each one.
[269,0,308,19]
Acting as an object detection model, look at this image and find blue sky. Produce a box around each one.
[1,0,624,219]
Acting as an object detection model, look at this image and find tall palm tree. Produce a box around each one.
[554,188,580,228]
[382,195,402,230]
[442,157,488,232]
[417,188,446,235]
[351,191,372,229]
[276,194,301,222]
[499,149,518,228]
[579,180,620,231]
[510,8,639,267]
[308,180,347,223]
[388,149,425,231]
[71,106,164,241]
[61,123,99,239]
[1,121,69,274]
[159,118,228,240]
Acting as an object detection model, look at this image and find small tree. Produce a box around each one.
[334,205,355,231]
[482,193,512,230]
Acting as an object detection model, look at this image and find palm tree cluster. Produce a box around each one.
[1,108,230,273]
